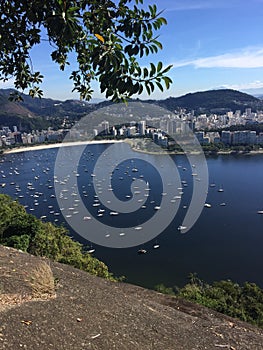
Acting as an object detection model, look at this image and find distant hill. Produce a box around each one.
[0,89,96,131]
[151,89,263,114]
[0,90,49,131]
[1,88,263,131]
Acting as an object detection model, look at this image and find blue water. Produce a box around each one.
[0,144,263,289]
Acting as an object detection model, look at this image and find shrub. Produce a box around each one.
[30,261,56,298]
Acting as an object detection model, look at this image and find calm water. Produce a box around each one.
[1,144,263,289]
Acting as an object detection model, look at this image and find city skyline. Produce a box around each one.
[1,0,263,101]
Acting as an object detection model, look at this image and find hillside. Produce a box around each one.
[1,88,263,131]
[151,89,263,114]
[0,89,95,131]
[1,245,263,350]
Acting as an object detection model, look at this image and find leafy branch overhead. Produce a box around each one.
[0,0,173,101]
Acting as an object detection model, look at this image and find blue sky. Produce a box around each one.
[2,0,263,100]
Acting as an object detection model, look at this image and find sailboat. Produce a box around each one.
[218,185,224,192]
[153,240,160,249]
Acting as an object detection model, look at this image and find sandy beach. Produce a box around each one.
[3,139,263,156]
[3,139,125,154]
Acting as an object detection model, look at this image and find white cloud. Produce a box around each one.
[172,47,263,69]
[220,81,263,90]
[163,0,240,12]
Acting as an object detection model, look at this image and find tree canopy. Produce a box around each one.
[0,0,172,101]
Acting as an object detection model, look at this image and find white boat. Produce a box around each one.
[220,202,226,206]
[154,206,161,210]
[178,225,187,231]
[109,211,119,216]
[204,203,212,208]
[137,249,147,254]
[153,244,160,249]
[257,210,263,214]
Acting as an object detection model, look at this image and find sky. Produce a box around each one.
[1,0,263,101]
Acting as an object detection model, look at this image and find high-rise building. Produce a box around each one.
[138,120,146,136]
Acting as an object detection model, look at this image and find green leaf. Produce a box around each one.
[150,63,156,77]
[156,81,164,92]
[145,84,151,95]
[157,61,163,72]
[143,68,148,78]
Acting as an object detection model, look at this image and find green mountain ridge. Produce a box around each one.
[1,88,263,131]
[149,89,262,114]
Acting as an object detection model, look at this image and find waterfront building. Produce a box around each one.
[221,131,232,144]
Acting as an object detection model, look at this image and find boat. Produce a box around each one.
[204,203,212,208]
[154,206,161,210]
[109,211,119,216]
[218,186,224,192]
[257,210,263,214]
[137,249,147,254]
[153,244,160,249]
[178,225,187,231]
[220,202,226,206]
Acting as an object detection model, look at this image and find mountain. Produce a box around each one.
[0,90,50,131]
[1,245,263,350]
[1,88,263,131]
[0,89,96,131]
[151,89,263,114]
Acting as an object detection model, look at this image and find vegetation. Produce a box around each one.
[0,0,172,101]
[0,194,116,281]
[155,273,263,328]
[155,89,263,114]
[2,192,263,327]
[30,261,56,298]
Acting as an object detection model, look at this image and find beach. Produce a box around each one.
[3,139,263,156]
[3,139,125,154]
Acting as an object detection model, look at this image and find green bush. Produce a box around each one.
[154,273,263,328]
[0,194,116,281]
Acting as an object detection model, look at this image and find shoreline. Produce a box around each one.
[2,139,263,156]
[2,139,125,154]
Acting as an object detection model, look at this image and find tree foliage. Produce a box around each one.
[0,194,116,280]
[154,273,263,328]
[0,0,172,101]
